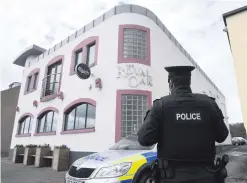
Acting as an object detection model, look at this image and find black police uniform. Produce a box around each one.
[137,66,229,183]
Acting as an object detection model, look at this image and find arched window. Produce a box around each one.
[64,103,96,131]
[37,111,57,133]
[18,116,32,134]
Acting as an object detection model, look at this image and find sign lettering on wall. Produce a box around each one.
[116,64,153,88]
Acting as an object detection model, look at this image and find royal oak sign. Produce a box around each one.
[75,63,91,80]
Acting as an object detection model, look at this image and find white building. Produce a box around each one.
[10,4,231,163]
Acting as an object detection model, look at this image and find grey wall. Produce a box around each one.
[1,86,20,157]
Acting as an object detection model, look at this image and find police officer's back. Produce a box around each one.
[137,66,229,183]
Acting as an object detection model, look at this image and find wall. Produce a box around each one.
[226,10,247,132]
[1,86,20,157]
[10,10,231,153]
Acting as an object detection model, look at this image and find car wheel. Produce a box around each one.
[138,170,155,183]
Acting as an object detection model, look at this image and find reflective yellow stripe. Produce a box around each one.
[112,154,147,181]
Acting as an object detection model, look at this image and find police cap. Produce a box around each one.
[209,97,216,101]
[165,66,195,77]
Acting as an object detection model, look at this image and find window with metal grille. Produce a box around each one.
[121,95,148,138]
[18,116,32,134]
[37,111,57,133]
[65,103,96,131]
[123,28,147,59]
[42,61,62,98]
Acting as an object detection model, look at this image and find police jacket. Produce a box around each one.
[137,86,229,162]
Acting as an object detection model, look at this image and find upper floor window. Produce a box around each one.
[26,76,32,92]
[118,25,150,66]
[64,103,96,131]
[37,111,57,133]
[24,68,40,94]
[70,36,99,75]
[18,116,32,135]
[123,29,147,59]
[86,43,96,66]
[74,49,83,71]
[41,55,63,101]
[33,72,39,90]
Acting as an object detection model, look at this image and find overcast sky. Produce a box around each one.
[0,0,246,123]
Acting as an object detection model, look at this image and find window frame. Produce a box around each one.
[74,48,83,71]
[118,24,151,66]
[61,98,96,134]
[34,107,58,136]
[40,55,64,102]
[24,68,40,95]
[69,36,99,75]
[115,90,152,143]
[15,113,33,137]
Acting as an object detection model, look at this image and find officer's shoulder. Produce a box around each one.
[193,93,216,103]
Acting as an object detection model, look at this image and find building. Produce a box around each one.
[1,83,21,157]
[10,4,231,164]
[223,5,247,133]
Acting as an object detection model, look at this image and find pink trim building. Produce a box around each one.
[10,4,230,165]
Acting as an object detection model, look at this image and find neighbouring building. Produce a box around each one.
[10,4,231,164]
[223,5,247,133]
[1,83,21,157]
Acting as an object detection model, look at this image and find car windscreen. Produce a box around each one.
[109,134,155,150]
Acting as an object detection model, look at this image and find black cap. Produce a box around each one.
[209,97,216,101]
[165,66,195,77]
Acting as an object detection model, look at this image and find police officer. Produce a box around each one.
[137,66,229,183]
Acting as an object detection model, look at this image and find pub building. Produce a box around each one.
[10,4,231,165]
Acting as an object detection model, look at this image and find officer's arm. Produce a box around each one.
[137,100,161,146]
[212,101,229,143]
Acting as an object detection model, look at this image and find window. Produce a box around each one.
[118,25,150,66]
[121,95,148,138]
[74,49,83,71]
[24,68,40,94]
[65,103,96,131]
[123,29,147,59]
[37,111,57,133]
[33,73,39,90]
[86,43,96,66]
[70,37,99,75]
[42,61,62,97]
[26,76,32,92]
[18,116,32,134]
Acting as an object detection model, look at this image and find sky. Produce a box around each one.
[0,0,246,123]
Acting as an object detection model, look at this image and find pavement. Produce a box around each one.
[1,146,247,183]
[1,159,66,183]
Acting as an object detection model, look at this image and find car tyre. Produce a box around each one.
[137,171,154,183]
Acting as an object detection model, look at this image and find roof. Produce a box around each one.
[222,5,247,57]
[223,5,247,26]
[13,44,46,67]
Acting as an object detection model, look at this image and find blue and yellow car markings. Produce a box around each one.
[112,151,157,182]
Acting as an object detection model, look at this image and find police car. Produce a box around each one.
[65,134,157,183]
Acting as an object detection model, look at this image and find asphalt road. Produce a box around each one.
[1,146,247,183]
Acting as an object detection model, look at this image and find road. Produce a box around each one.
[1,146,247,183]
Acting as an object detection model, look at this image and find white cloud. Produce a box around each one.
[0,0,246,123]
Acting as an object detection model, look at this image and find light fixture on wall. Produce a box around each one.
[58,91,64,100]
[33,100,38,107]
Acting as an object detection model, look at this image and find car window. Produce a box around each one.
[109,134,155,150]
